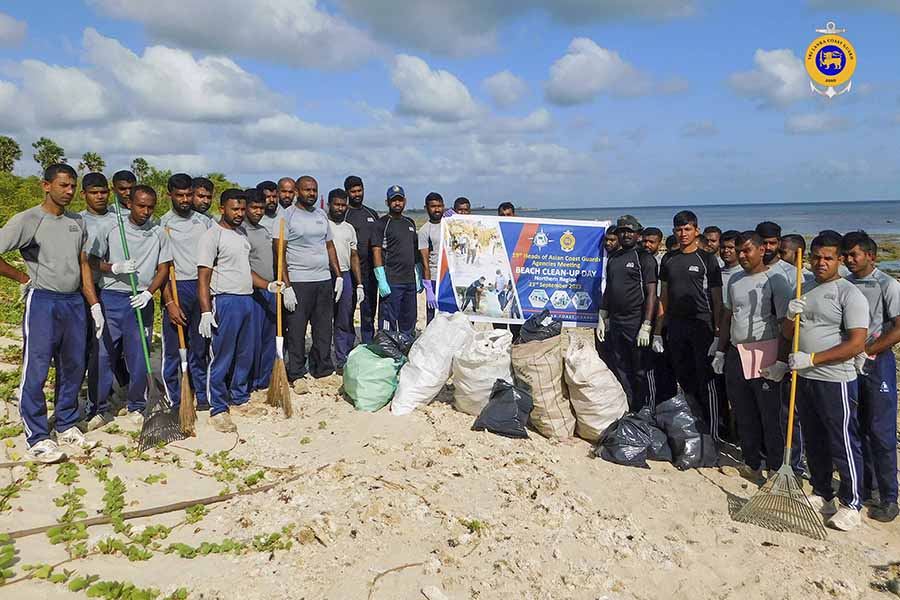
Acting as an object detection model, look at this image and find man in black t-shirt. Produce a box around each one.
[656,210,724,440]
[597,215,659,411]
[343,175,380,343]
[461,277,486,312]
[372,185,418,336]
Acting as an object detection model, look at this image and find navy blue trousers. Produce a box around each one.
[19,290,86,446]
[858,351,898,504]
[725,347,784,471]
[358,269,378,344]
[95,290,154,415]
[796,376,864,510]
[606,320,653,412]
[379,282,416,337]
[332,272,355,368]
[161,279,209,408]
[250,289,276,391]
[207,294,255,416]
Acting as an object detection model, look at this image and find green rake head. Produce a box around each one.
[138,377,185,452]
[733,463,828,541]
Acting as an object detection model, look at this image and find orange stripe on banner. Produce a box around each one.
[509,223,539,281]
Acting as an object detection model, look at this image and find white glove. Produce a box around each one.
[595,309,608,342]
[712,351,726,375]
[199,312,217,338]
[854,352,867,375]
[708,337,719,357]
[334,277,344,302]
[111,259,137,275]
[90,303,105,339]
[637,321,652,347]
[282,286,297,312]
[266,280,285,294]
[651,335,664,354]
[789,352,814,371]
[760,360,789,382]
[356,284,365,305]
[129,290,153,309]
[18,279,31,302]
[787,296,807,320]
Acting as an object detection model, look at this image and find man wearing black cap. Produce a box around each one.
[344,176,379,343]
[597,215,659,411]
[372,185,419,337]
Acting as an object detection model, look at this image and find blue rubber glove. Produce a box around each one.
[415,264,423,293]
[423,280,437,309]
[374,266,391,298]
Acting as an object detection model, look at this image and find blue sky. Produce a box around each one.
[0,1,898,209]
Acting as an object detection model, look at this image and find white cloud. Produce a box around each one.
[728,49,809,108]
[681,121,719,137]
[784,113,853,134]
[235,114,344,149]
[545,38,653,105]
[87,0,379,70]
[391,55,481,122]
[806,0,900,12]
[0,12,26,47]
[483,70,529,108]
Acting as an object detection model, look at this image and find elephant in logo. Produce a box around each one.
[819,50,842,70]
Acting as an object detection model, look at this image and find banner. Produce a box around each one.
[436,214,610,326]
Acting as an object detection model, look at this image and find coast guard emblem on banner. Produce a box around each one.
[806,21,856,98]
[560,230,576,253]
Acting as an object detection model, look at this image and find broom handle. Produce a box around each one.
[276,219,284,336]
[784,248,803,453]
[112,200,154,376]
[164,228,187,351]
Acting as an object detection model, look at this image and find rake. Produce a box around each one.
[266,219,292,417]
[733,248,827,540]
[167,260,196,436]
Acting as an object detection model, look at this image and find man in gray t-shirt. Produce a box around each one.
[0,164,100,462]
[842,231,900,521]
[245,191,280,391]
[785,232,869,531]
[417,192,444,323]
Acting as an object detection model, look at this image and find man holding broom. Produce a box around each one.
[160,173,213,413]
[244,189,278,391]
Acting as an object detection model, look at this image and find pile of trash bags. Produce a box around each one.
[452,329,514,416]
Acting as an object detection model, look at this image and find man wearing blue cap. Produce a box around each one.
[372,185,419,337]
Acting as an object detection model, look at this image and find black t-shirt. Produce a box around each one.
[603,247,658,327]
[345,204,379,271]
[372,214,418,285]
[659,248,722,321]
[466,280,484,297]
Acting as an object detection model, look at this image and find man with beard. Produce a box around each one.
[198,189,284,433]
[111,170,136,218]
[280,176,342,392]
[192,177,214,218]
[327,188,363,371]
[780,234,814,283]
[703,226,724,268]
[373,186,419,336]
[343,175,379,343]
[255,180,282,236]
[596,215,658,412]
[604,225,620,254]
[159,173,213,412]
[277,177,296,211]
[418,192,444,323]
[642,227,664,267]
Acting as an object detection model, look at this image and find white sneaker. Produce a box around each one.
[127,411,144,428]
[58,427,99,450]
[827,504,861,531]
[26,439,67,464]
[209,412,237,433]
[84,412,114,432]
[808,494,838,517]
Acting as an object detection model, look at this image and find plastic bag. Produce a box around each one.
[452,329,514,416]
[472,379,533,439]
[367,330,414,361]
[343,346,403,412]
[637,406,672,462]
[511,335,574,439]
[594,414,653,468]
[654,393,718,470]
[515,309,562,344]
[563,331,629,441]
[391,312,474,415]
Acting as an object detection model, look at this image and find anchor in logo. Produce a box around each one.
[806,21,856,98]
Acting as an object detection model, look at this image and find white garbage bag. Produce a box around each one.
[564,331,628,441]
[452,329,514,416]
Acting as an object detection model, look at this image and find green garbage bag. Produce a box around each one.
[343,346,404,412]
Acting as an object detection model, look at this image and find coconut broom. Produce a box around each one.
[167,262,196,436]
[266,219,292,417]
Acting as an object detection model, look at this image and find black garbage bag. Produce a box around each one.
[515,309,562,344]
[367,330,414,361]
[654,394,718,470]
[594,414,653,468]
[636,406,672,462]
[472,379,534,439]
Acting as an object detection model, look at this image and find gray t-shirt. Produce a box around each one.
[259,205,287,239]
[80,210,118,285]
[92,218,173,292]
[329,220,357,273]
[418,220,442,279]
[245,221,274,282]
[845,268,900,342]
[0,206,89,294]
[159,210,213,281]
[797,277,870,382]
[720,264,742,306]
[725,268,790,344]
[284,206,332,283]
[197,224,253,296]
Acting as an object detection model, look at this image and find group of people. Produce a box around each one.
[598,211,899,530]
[2,163,897,532]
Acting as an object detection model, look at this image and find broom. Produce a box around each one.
[109,201,185,451]
[167,259,196,436]
[733,248,827,540]
[266,219,292,417]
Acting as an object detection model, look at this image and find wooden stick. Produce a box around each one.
[368,562,425,600]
